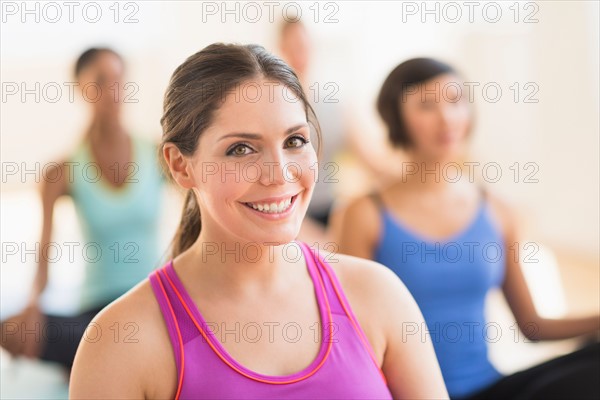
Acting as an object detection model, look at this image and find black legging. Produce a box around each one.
[461,341,600,400]
[39,305,108,371]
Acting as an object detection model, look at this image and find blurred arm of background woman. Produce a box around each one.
[492,195,600,341]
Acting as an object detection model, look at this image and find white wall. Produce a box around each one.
[2,0,598,282]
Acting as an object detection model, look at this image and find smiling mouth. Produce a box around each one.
[243,194,299,214]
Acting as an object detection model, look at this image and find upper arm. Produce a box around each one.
[487,193,540,330]
[39,162,68,241]
[375,266,449,399]
[335,196,381,259]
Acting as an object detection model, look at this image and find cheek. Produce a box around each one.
[200,183,244,226]
[296,151,318,188]
[195,164,244,209]
[200,160,250,185]
[450,105,471,132]
[405,109,438,142]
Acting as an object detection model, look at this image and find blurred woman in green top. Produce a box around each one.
[1,47,165,370]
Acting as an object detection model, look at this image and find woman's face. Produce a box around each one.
[401,73,471,160]
[77,51,125,118]
[188,79,317,246]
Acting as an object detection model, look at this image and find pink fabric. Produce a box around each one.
[149,240,393,399]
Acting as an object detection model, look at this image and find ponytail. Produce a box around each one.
[171,189,201,259]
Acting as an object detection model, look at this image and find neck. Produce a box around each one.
[402,149,464,193]
[187,231,297,297]
[87,116,125,144]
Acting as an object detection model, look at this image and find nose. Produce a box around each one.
[259,149,287,186]
[439,102,456,127]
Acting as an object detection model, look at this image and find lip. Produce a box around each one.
[240,192,302,220]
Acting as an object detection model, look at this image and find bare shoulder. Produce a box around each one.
[483,188,521,237]
[70,278,177,399]
[340,193,381,227]
[91,277,166,339]
[316,248,417,364]
[40,158,72,201]
[337,182,409,248]
[324,250,413,309]
[336,193,382,257]
[317,249,447,398]
[342,193,381,219]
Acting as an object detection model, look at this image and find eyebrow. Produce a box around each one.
[217,123,309,142]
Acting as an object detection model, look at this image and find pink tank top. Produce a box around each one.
[149,240,393,399]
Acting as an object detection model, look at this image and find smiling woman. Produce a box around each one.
[171,76,316,241]
[68,43,449,399]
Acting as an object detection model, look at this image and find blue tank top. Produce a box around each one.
[372,191,505,398]
[68,135,165,312]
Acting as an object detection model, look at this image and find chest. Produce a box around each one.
[194,282,332,373]
[387,199,481,240]
[89,141,134,188]
[159,316,390,400]
[376,209,506,302]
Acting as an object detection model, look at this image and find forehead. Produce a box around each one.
[206,79,307,136]
[91,52,124,74]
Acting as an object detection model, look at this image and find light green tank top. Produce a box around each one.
[68,135,165,312]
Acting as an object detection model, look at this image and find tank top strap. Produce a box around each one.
[296,242,345,316]
[150,262,207,398]
[296,241,388,385]
[148,265,185,396]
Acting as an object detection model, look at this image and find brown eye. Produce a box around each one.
[285,135,308,148]
[234,146,249,155]
[227,144,253,156]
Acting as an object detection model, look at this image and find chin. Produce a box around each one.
[259,230,299,246]
[234,226,299,247]
[435,142,462,158]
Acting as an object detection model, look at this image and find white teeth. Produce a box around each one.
[247,197,293,214]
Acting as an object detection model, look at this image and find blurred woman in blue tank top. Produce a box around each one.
[0,48,165,370]
[336,58,599,399]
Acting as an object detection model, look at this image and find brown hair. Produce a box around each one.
[377,57,457,148]
[74,47,123,79]
[160,43,321,259]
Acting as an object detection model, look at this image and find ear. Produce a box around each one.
[163,143,196,189]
